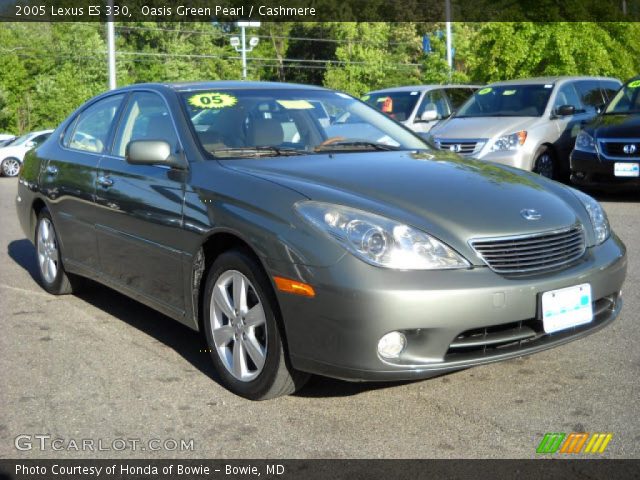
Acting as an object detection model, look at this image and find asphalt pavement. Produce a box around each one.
[0,177,638,459]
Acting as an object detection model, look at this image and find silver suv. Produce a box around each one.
[429,76,621,180]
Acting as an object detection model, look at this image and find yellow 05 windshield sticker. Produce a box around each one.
[628,80,640,88]
[478,87,492,95]
[188,92,237,109]
[276,100,314,110]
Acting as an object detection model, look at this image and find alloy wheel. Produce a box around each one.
[37,217,59,284]
[534,153,554,179]
[210,270,267,382]
[2,158,20,177]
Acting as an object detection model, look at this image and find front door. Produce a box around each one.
[94,91,187,316]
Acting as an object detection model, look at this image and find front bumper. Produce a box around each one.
[267,234,626,381]
[473,148,533,171]
[571,150,640,188]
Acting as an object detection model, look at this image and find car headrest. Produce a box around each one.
[247,117,284,146]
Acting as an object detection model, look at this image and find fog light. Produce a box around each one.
[377,331,406,359]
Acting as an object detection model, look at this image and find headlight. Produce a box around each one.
[295,202,470,270]
[574,130,597,153]
[491,131,527,151]
[570,188,610,245]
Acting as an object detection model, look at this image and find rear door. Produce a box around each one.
[41,93,125,273]
[94,90,187,316]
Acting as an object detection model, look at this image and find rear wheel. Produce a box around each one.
[1,157,21,177]
[35,209,77,295]
[203,250,309,400]
[532,147,555,180]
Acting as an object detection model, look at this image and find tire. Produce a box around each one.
[35,208,76,295]
[1,157,21,177]
[532,147,556,180]
[203,249,309,400]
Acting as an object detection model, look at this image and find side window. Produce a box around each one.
[601,81,621,103]
[416,90,450,120]
[446,88,474,111]
[31,133,50,147]
[112,92,179,158]
[575,80,605,114]
[553,83,583,112]
[68,94,124,153]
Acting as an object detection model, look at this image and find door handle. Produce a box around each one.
[45,165,58,176]
[97,175,114,188]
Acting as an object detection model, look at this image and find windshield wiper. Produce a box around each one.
[210,146,308,158]
[314,141,400,152]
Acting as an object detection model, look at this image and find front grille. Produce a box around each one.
[600,140,640,158]
[436,139,483,156]
[470,225,586,274]
[444,295,617,361]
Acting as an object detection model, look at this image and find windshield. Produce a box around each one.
[363,91,421,121]
[181,89,428,158]
[455,85,553,117]
[604,80,640,114]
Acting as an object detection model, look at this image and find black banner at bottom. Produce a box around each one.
[1,459,639,480]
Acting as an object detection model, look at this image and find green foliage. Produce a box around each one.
[1,21,639,134]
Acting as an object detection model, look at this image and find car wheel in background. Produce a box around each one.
[1,157,21,177]
[203,249,309,400]
[532,147,556,180]
[35,209,77,295]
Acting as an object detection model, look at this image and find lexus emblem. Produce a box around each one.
[622,144,637,155]
[521,209,542,221]
[449,144,462,153]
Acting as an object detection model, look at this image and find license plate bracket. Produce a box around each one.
[541,284,593,334]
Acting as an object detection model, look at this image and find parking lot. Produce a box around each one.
[0,176,638,459]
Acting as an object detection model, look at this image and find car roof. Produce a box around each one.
[368,85,481,94]
[27,129,54,136]
[487,76,621,87]
[117,81,332,93]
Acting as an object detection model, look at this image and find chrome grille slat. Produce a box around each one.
[479,238,583,257]
[486,247,584,266]
[470,225,586,274]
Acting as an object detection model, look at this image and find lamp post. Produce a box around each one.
[230,21,261,79]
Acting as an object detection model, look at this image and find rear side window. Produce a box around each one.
[575,80,606,114]
[66,94,125,153]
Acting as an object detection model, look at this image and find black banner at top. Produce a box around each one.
[1,0,639,22]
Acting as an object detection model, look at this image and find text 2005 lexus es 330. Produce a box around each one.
[16,82,626,399]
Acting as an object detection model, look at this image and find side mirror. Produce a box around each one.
[25,141,36,148]
[126,140,185,169]
[555,105,576,116]
[417,109,439,123]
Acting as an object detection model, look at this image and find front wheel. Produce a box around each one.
[1,157,21,177]
[203,250,309,400]
[532,147,556,180]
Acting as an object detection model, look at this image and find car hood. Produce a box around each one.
[586,113,640,138]
[221,151,587,262]
[431,116,539,140]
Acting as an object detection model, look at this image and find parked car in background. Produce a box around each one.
[429,77,621,180]
[363,85,480,135]
[571,76,640,189]
[0,130,53,177]
[16,81,626,400]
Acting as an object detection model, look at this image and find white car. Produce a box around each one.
[0,130,52,177]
